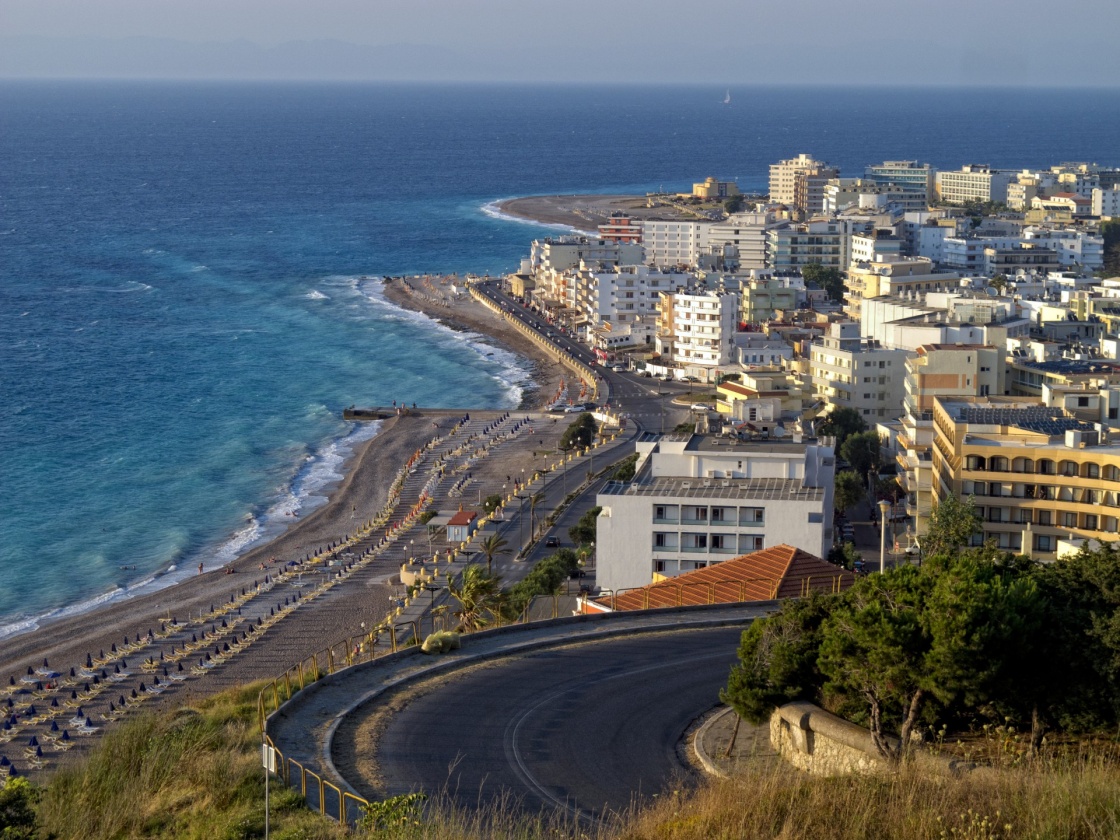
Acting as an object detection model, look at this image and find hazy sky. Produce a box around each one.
[3,0,1119,85]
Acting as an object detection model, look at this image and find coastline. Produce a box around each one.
[0,275,564,694]
[494,193,712,232]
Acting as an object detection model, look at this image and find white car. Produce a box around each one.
[690,403,714,412]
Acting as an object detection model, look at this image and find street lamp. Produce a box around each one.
[515,494,527,552]
[878,500,891,574]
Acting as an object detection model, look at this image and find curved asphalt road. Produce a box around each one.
[358,625,743,824]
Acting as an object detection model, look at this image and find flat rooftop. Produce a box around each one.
[601,475,824,502]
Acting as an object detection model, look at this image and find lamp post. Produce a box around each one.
[878,500,891,574]
[515,494,526,552]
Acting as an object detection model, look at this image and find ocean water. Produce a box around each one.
[2,81,1119,637]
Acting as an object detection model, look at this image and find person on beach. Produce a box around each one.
[198,562,204,575]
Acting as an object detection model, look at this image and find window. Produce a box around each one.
[1038,510,1052,526]
[1061,512,1076,528]
[1085,514,1099,530]
[1036,535,1053,552]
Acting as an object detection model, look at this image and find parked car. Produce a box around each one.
[545,536,561,547]
[682,375,700,383]
[690,403,714,412]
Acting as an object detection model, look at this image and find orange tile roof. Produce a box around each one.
[447,511,478,526]
[590,544,854,612]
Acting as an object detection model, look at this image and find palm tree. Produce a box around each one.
[447,564,502,632]
[478,533,509,576]
[528,492,546,539]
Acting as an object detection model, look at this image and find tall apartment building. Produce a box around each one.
[640,220,707,268]
[935,165,1014,205]
[529,236,643,277]
[769,153,837,216]
[705,211,788,270]
[794,165,840,218]
[768,219,844,272]
[656,289,739,376]
[895,345,1004,534]
[823,179,929,214]
[579,264,688,332]
[808,322,909,419]
[596,432,836,590]
[865,160,936,203]
[930,397,1120,558]
[739,271,805,323]
[1092,185,1120,217]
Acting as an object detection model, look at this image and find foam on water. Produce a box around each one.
[480,198,582,233]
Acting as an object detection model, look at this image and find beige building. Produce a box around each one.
[844,256,960,321]
[809,322,909,420]
[935,165,1013,205]
[930,397,1120,559]
[895,345,1004,533]
[693,177,740,199]
[769,153,836,215]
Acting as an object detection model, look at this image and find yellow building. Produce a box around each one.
[692,177,740,199]
[716,369,805,419]
[930,397,1120,559]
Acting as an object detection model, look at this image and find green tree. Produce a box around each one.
[818,567,933,762]
[840,430,882,478]
[560,413,596,450]
[481,494,504,515]
[801,262,845,302]
[505,549,580,617]
[724,194,745,214]
[477,533,509,576]
[721,595,836,724]
[568,506,602,546]
[528,491,546,539]
[827,540,863,571]
[989,273,1009,295]
[613,453,639,483]
[834,470,865,514]
[922,493,982,560]
[1102,219,1120,274]
[447,564,503,631]
[0,777,41,840]
[1025,543,1120,745]
[816,406,867,449]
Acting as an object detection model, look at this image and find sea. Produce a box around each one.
[2,81,1119,638]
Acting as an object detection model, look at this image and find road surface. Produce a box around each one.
[348,625,743,824]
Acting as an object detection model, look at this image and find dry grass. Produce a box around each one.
[35,681,346,840]
[25,682,1120,840]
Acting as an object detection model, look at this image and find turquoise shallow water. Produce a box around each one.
[2,81,1118,636]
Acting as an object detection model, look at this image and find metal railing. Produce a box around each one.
[258,561,849,826]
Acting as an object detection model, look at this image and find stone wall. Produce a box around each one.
[770,701,889,775]
[770,701,992,779]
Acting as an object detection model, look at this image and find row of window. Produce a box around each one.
[653,504,765,525]
[653,532,765,553]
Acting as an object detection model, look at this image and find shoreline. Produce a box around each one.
[0,276,564,690]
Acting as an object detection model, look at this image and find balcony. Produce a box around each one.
[679,544,708,554]
[652,516,680,525]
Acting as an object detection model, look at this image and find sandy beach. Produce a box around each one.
[495,193,707,232]
[0,276,571,707]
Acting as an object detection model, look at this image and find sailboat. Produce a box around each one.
[723,89,731,105]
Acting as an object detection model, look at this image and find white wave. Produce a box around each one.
[480,198,584,233]
[189,265,208,273]
[0,585,125,642]
[356,277,533,405]
[305,290,330,300]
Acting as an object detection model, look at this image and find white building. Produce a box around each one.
[656,288,739,377]
[580,264,689,333]
[595,432,836,591]
[1093,185,1120,217]
[640,220,708,268]
[864,160,936,203]
[809,322,910,419]
[1022,228,1104,271]
[935,165,1014,205]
